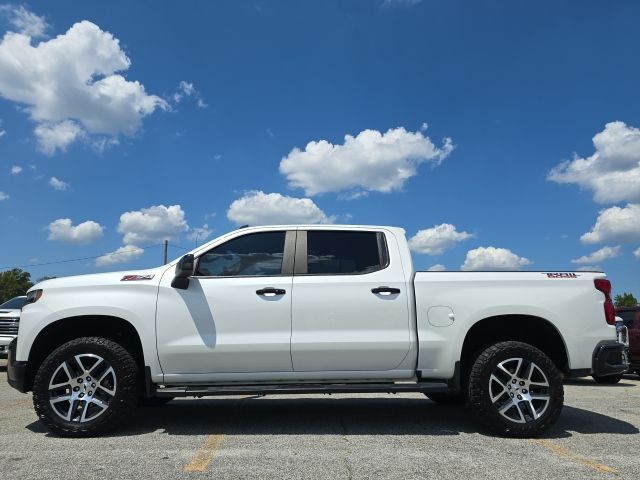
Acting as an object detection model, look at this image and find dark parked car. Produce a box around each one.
[617,306,640,375]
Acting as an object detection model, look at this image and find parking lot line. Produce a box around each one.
[531,439,617,474]
[184,434,225,473]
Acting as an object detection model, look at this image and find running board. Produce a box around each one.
[154,381,450,398]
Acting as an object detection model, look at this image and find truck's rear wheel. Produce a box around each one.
[32,337,139,437]
[468,341,563,438]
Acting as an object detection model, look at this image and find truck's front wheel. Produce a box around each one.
[468,341,563,438]
[32,337,139,437]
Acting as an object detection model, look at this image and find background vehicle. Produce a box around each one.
[0,295,26,358]
[7,226,627,438]
[617,306,640,375]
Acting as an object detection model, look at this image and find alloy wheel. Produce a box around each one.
[47,354,117,423]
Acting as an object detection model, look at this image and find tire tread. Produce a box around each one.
[32,336,139,437]
[467,341,563,438]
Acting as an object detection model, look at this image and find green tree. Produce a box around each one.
[614,292,638,308]
[0,268,34,304]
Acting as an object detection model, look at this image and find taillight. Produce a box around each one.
[594,279,616,325]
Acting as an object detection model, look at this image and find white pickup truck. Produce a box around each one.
[7,225,627,438]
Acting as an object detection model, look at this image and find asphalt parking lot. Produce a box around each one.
[1,361,639,480]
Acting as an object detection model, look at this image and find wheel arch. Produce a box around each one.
[460,314,570,380]
[24,315,146,392]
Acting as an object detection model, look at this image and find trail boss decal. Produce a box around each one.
[121,274,155,281]
[544,273,580,279]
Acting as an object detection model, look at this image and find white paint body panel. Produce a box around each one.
[16,224,616,387]
[155,273,293,375]
[290,227,413,375]
[414,271,614,378]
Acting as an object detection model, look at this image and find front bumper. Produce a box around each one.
[592,339,628,377]
[0,335,17,358]
[6,338,28,393]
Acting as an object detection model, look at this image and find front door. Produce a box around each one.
[290,229,412,372]
[156,230,295,376]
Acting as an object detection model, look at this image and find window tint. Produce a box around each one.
[307,231,385,275]
[197,231,285,277]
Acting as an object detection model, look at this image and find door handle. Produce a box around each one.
[371,286,401,295]
[256,287,286,296]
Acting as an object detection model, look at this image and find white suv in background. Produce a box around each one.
[0,296,26,358]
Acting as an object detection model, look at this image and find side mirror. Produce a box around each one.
[171,254,195,289]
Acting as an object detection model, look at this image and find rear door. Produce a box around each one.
[290,229,411,372]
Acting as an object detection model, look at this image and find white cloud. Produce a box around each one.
[95,245,143,267]
[0,191,8,200]
[279,126,454,196]
[173,80,207,108]
[187,224,213,243]
[634,247,640,259]
[427,264,446,271]
[461,246,531,271]
[0,5,48,38]
[227,191,333,226]
[10,165,21,174]
[118,204,188,245]
[47,218,104,244]
[0,19,167,154]
[408,223,472,255]
[571,245,621,265]
[34,120,84,154]
[548,121,640,204]
[581,204,640,244]
[576,265,601,272]
[49,176,70,190]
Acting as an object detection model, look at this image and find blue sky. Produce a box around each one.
[0,1,638,297]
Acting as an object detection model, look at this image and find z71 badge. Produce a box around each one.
[121,274,155,281]
[544,272,579,279]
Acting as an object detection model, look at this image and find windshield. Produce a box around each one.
[0,296,27,309]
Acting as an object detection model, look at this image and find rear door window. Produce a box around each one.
[305,231,387,275]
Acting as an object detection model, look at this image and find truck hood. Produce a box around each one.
[30,265,170,291]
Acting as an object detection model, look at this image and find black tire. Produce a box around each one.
[138,396,174,407]
[592,374,623,384]
[424,392,466,406]
[33,337,139,437]
[468,341,563,438]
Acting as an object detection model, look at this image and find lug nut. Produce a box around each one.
[519,381,525,386]
[512,379,517,384]
[510,393,514,397]
[79,393,84,398]
[73,386,79,392]
[517,395,522,400]
[507,385,511,390]
[77,378,83,383]
[86,376,92,381]
[88,391,93,396]
[91,383,96,388]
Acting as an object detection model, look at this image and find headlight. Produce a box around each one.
[24,289,43,306]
